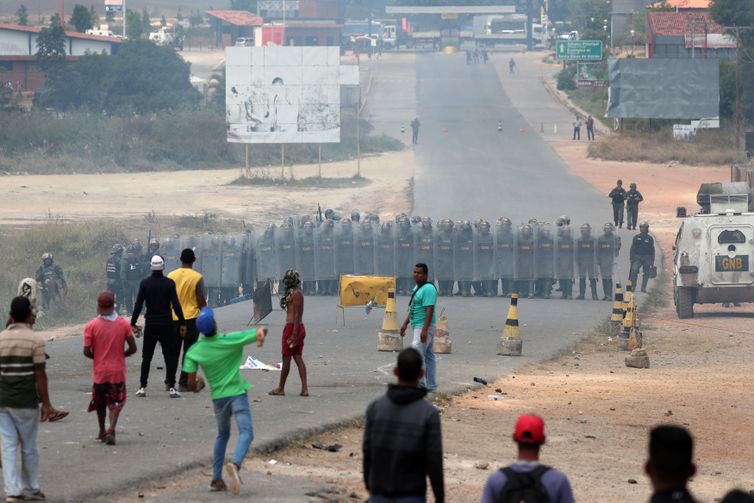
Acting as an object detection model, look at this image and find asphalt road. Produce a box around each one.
[28,53,638,501]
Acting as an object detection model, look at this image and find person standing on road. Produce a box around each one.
[608,179,627,228]
[629,222,655,293]
[572,116,582,140]
[400,263,437,392]
[83,291,137,446]
[586,114,595,140]
[481,414,574,503]
[363,347,444,503]
[184,307,267,496]
[268,269,308,397]
[411,117,421,145]
[168,249,206,393]
[645,425,697,503]
[509,57,516,74]
[131,255,186,399]
[0,296,58,502]
[625,182,644,230]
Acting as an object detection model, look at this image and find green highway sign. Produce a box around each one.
[555,40,604,61]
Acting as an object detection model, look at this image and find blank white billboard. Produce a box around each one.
[226,46,359,144]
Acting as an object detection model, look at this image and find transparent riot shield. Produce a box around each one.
[199,234,223,305]
[434,220,455,296]
[297,222,316,295]
[415,218,435,281]
[256,225,279,288]
[596,224,621,300]
[453,221,474,297]
[240,229,257,295]
[494,218,515,297]
[394,218,416,294]
[276,223,296,276]
[375,221,396,278]
[315,220,337,295]
[355,220,376,275]
[554,225,575,299]
[335,219,356,277]
[514,224,536,298]
[219,233,244,303]
[575,224,598,299]
[474,220,495,296]
[534,224,555,298]
[161,235,182,276]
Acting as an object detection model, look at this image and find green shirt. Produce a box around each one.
[409,283,437,327]
[183,329,258,400]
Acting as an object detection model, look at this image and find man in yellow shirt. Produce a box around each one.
[168,249,207,393]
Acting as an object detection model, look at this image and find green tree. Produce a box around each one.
[126,10,143,39]
[89,5,98,26]
[105,9,114,23]
[70,4,94,32]
[36,15,67,72]
[176,9,183,21]
[16,5,29,26]
[141,8,151,35]
[160,15,167,27]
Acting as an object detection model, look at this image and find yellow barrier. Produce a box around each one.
[338,275,396,307]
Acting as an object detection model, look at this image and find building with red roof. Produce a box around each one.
[646,11,736,59]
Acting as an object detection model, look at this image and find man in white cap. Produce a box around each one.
[130,255,186,398]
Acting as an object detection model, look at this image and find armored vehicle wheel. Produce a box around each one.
[676,286,694,319]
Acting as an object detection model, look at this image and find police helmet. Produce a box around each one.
[351,209,360,222]
[411,215,422,225]
[630,182,637,188]
[603,223,615,233]
[42,252,53,262]
[324,208,335,219]
[341,218,352,226]
[112,244,124,254]
[580,223,592,235]
[639,221,650,229]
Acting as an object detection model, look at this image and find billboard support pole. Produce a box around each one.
[245,144,250,178]
[356,87,362,177]
[318,144,322,178]
[281,144,286,179]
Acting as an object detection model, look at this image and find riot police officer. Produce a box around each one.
[454,220,474,297]
[515,224,535,298]
[298,221,316,295]
[120,244,142,314]
[435,219,455,296]
[629,222,655,293]
[415,217,434,281]
[495,217,515,297]
[576,223,598,300]
[316,219,337,295]
[597,223,621,300]
[336,218,356,277]
[257,224,278,289]
[474,219,496,296]
[555,223,575,299]
[395,216,415,294]
[36,253,67,310]
[106,244,124,306]
[376,221,395,278]
[277,222,296,292]
[535,226,555,298]
[356,219,376,274]
[351,209,361,224]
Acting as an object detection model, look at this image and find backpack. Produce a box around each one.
[497,465,551,503]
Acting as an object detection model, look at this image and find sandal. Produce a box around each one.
[48,410,69,422]
[268,389,285,396]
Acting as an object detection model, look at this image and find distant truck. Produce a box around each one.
[673,182,754,318]
[86,24,116,37]
[148,27,175,46]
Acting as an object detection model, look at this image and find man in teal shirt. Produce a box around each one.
[400,263,437,391]
[184,307,267,496]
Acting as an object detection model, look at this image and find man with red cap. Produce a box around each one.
[83,291,137,445]
[481,414,574,503]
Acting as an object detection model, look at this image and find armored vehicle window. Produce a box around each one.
[717,230,746,244]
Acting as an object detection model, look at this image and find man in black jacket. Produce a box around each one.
[130,256,186,399]
[363,348,444,502]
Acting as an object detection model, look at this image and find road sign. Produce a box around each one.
[555,40,603,61]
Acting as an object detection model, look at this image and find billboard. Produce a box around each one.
[104,0,123,12]
[577,62,607,87]
[555,40,603,61]
[607,58,719,119]
[225,46,359,144]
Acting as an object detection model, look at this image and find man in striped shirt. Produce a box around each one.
[0,296,56,502]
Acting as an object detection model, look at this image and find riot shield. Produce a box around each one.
[514,224,536,297]
[534,224,555,298]
[494,218,515,297]
[297,222,316,295]
[596,225,621,300]
[394,218,416,294]
[434,220,455,296]
[219,234,244,304]
[415,219,435,280]
[575,224,598,299]
[315,221,337,295]
[474,220,495,296]
[199,234,223,305]
[256,225,279,287]
[355,221,376,275]
[335,219,356,276]
[375,222,396,277]
[554,225,575,299]
[453,221,474,297]
[276,223,296,275]
[240,229,257,294]
[161,235,182,276]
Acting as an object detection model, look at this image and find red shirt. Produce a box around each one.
[83,316,131,384]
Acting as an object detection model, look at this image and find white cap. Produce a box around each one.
[150,255,165,271]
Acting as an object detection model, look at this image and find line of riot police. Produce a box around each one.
[104,212,622,308]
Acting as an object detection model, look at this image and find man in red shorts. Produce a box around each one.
[83,291,137,445]
[269,269,308,397]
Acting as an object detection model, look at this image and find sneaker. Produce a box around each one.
[225,462,242,496]
[24,490,45,501]
[209,480,227,492]
[135,387,146,397]
[6,496,24,502]
[169,388,181,398]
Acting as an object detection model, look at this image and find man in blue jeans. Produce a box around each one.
[184,307,267,496]
[400,263,437,391]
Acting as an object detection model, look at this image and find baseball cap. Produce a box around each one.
[97,291,115,315]
[180,248,196,263]
[513,414,546,444]
[196,306,216,336]
[150,255,165,271]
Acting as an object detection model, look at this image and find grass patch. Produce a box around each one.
[588,128,746,165]
[230,174,371,188]
[565,87,609,126]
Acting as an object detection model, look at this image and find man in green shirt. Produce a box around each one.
[400,263,437,391]
[184,307,267,496]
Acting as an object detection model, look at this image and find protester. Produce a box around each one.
[572,116,582,140]
[586,115,595,141]
[645,425,697,503]
[363,347,444,502]
[0,297,58,502]
[184,307,267,496]
[130,255,186,398]
[481,414,574,503]
[269,269,308,397]
[167,248,206,392]
[400,263,437,391]
[83,291,137,445]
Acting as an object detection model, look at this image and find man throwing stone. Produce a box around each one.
[184,307,267,496]
[400,263,437,392]
[269,269,308,397]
